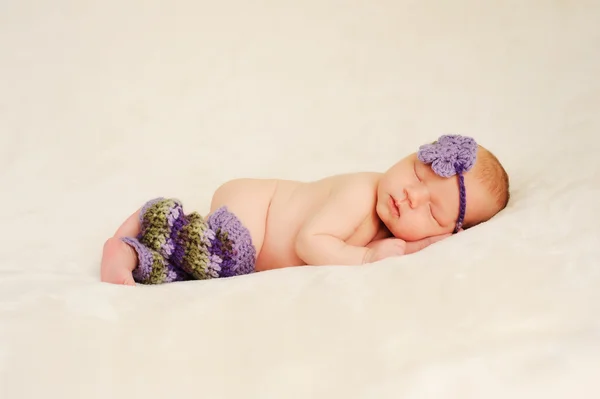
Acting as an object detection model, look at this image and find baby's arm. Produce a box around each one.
[295,178,376,266]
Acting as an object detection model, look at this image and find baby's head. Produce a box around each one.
[376,135,510,242]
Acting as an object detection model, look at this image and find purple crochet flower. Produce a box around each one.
[417,135,477,177]
[417,134,478,232]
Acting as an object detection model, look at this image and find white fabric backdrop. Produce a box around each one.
[1,1,599,398]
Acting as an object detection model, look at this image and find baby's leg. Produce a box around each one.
[100,209,142,286]
[101,205,190,285]
[114,208,142,238]
[101,235,187,285]
[100,237,138,285]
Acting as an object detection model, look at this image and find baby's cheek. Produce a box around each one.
[394,217,423,241]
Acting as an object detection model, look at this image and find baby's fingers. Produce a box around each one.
[404,233,452,255]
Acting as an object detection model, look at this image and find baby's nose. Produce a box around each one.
[406,185,429,208]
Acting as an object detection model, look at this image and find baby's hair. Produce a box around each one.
[464,146,510,228]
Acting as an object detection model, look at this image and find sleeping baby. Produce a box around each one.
[100,134,510,285]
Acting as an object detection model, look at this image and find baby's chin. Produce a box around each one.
[391,227,416,241]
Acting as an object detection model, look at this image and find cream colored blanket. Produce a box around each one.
[1,1,599,398]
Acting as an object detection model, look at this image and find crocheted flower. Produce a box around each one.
[417,134,477,177]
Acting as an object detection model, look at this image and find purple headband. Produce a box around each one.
[417,135,477,233]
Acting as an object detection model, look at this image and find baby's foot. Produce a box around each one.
[101,237,137,286]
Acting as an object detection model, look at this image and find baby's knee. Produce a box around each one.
[210,179,245,212]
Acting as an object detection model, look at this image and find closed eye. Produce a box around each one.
[429,203,441,226]
[414,162,421,181]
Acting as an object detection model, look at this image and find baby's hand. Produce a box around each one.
[363,233,452,264]
[363,238,407,263]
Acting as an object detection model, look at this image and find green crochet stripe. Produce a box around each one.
[178,213,212,279]
[215,228,233,253]
[148,252,171,284]
[139,199,177,253]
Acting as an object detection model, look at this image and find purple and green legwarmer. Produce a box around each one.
[121,198,256,284]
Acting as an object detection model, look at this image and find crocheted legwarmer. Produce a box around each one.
[122,198,256,284]
[121,237,189,284]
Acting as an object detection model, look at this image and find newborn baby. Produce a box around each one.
[101,135,510,285]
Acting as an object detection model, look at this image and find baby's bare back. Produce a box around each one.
[208,173,387,271]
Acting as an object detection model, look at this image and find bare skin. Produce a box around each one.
[101,151,498,285]
[100,210,141,286]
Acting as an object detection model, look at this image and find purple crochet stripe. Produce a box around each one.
[207,254,222,278]
[160,238,175,258]
[167,205,188,266]
[122,237,152,282]
[121,237,187,283]
[207,207,256,276]
[169,215,189,272]
[208,232,237,277]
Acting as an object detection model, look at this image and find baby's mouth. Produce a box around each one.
[389,195,401,218]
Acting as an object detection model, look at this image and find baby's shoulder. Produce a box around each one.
[327,172,381,192]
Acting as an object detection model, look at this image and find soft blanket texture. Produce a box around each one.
[1,1,599,398]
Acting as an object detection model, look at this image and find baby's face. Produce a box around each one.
[376,153,495,242]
